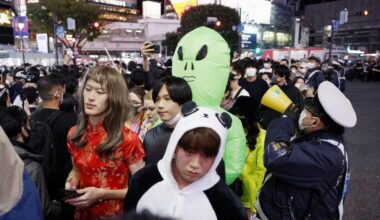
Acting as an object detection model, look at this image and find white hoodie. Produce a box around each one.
[136,106,229,220]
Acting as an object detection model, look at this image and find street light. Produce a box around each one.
[17,17,26,66]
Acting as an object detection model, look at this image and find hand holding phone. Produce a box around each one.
[62,190,85,201]
[141,41,160,55]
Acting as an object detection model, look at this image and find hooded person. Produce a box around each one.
[172,26,246,185]
[124,102,246,220]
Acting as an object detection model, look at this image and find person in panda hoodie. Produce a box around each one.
[124,101,246,220]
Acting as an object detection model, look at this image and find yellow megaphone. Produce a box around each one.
[261,85,293,114]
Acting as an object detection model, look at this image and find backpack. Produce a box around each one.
[27,111,63,188]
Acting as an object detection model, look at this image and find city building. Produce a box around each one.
[302,0,380,54]
[86,0,140,23]
[81,18,180,63]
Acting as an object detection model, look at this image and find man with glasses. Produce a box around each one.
[255,81,356,220]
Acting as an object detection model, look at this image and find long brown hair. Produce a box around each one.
[70,66,132,157]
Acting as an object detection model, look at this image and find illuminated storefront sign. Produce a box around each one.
[88,0,137,8]
[0,8,12,27]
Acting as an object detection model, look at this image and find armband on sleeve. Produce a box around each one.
[267,141,290,164]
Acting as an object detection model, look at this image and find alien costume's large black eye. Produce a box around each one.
[177,46,183,61]
[196,45,207,61]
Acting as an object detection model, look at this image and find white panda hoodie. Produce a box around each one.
[124,105,246,220]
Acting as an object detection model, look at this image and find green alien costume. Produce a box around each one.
[173,26,246,185]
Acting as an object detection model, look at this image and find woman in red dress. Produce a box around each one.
[65,66,145,220]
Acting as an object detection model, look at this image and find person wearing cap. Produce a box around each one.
[330,61,343,89]
[304,56,325,94]
[9,70,26,103]
[255,81,356,220]
[12,69,40,112]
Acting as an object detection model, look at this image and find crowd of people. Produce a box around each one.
[0,27,359,220]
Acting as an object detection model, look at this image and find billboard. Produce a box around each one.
[169,0,197,18]
[12,16,29,38]
[0,5,14,44]
[0,8,12,27]
[240,0,271,25]
[143,1,161,19]
[241,33,256,49]
[36,33,48,53]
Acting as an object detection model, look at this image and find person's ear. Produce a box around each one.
[54,91,61,99]
[313,117,323,128]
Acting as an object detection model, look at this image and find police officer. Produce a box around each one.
[256,81,357,220]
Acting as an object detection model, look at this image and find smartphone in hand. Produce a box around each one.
[148,44,160,53]
[61,190,85,201]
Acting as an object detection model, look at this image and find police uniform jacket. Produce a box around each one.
[256,117,346,220]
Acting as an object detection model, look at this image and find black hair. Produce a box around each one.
[37,73,65,101]
[0,106,27,139]
[152,76,192,105]
[48,72,66,87]
[113,60,120,66]
[231,61,244,76]
[65,76,79,94]
[130,68,146,88]
[280,59,289,65]
[127,61,137,72]
[230,96,260,149]
[274,64,291,80]
[21,87,39,104]
[293,76,305,85]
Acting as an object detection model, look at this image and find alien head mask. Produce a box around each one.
[173,26,230,107]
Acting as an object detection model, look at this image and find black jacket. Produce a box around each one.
[257,118,346,220]
[142,123,174,165]
[12,140,62,219]
[124,164,246,220]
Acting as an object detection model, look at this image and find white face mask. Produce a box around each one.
[264,63,271,68]
[307,62,316,69]
[294,83,302,89]
[245,67,257,77]
[165,112,182,126]
[298,110,318,131]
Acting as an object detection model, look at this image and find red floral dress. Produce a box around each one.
[67,122,145,220]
